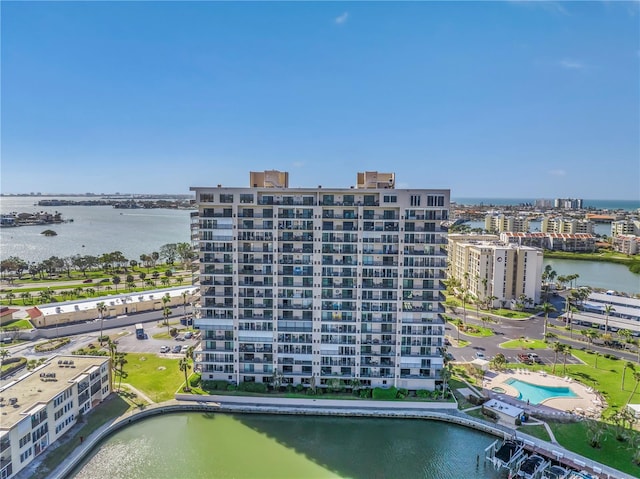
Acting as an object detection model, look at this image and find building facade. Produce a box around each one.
[612,234,639,255]
[484,214,530,233]
[611,220,640,237]
[448,235,543,308]
[191,172,449,391]
[541,217,594,234]
[0,356,111,479]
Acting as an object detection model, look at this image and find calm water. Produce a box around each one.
[543,258,639,295]
[71,412,502,479]
[0,196,191,263]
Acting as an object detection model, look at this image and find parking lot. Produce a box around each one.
[104,320,200,358]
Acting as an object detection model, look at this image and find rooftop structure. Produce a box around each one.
[356,171,395,189]
[249,170,289,188]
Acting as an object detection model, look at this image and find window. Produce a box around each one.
[200,193,215,203]
[410,195,421,207]
[220,194,234,203]
[427,195,445,207]
[383,195,397,203]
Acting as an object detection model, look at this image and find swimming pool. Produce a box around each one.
[504,378,577,405]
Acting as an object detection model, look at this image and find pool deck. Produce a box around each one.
[482,369,604,418]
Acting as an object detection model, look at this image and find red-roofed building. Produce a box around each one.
[0,306,19,324]
[26,306,45,327]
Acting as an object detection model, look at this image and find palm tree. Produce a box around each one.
[594,351,601,370]
[163,306,172,334]
[179,357,191,392]
[440,363,452,400]
[486,295,498,311]
[622,362,635,390]
[626,371,640,406]
[19,291,31,305]
[112,275,121,292]
[561,344,572,376]
[618,329,633,348]
[491,353,506,371]
[537,302,557,339]
[552,341,563,375]
[0,348,10,363]
[96,301,107,345]
[114,353,128,391]
[603,305,615,335]
[182,290,189,318]
[5,292,15,305]
[461,291,471,325]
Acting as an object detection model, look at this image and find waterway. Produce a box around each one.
[1,197,636,294]
[0,196,191,263]
[543,258,639,295]
[70,412,502,479]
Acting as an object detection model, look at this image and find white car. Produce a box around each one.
[475,352,486,359]
[160,346,170,353]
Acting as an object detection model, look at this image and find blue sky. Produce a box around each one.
[1,1,639,199]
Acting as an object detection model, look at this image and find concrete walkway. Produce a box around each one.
[120,382,155,404]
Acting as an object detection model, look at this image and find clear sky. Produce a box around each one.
[1,1,638,199]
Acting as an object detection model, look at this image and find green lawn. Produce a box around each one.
[566,349,640,411]
[518,424,551,442]
[0,318,33,330]
[460,325,494,338]
[491,309,532,319]
[32,394,133,479]
[500,338,548,350]
[122,352,184,402]
[548,421,640,476]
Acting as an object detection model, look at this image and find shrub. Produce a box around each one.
[97,335,109,343]
[397,388,408,398]
[372,387,398,400]
[170,328,177,337]
[190,373,201,388]
[295,383,305,393]
[238,381,267,394]
[417,389,429,398]
[227,384,237,392]
[359,388,372,399]
[306,388,316,396]
[515,418,522,426]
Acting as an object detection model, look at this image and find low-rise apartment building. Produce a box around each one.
[611,220,640,237]
[0,356,111,479]
[500,232,596,252]
[448,235,543,308]
[484,214,530,233]
[191,171,449,392]
[541,217,594,234]
[612,234,639,255]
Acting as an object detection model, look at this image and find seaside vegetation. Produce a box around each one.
[0,244,196,306]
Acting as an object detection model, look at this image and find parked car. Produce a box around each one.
[82,279,93,283]
[475,352,485,359]
[172,345,182,354]
[184,331,193,339]
[160,346,170,353]
[180,345,190,354]
[175,335,185,341]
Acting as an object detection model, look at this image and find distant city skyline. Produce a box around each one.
[2,2,639,199]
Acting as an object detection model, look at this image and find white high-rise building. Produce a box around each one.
[191,171,450,391]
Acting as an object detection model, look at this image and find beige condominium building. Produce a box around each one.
[448,235,543,309]
[190,171,449,392]
[540,217,594,234]
[484,214,530,233]
[0,356,111,479]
